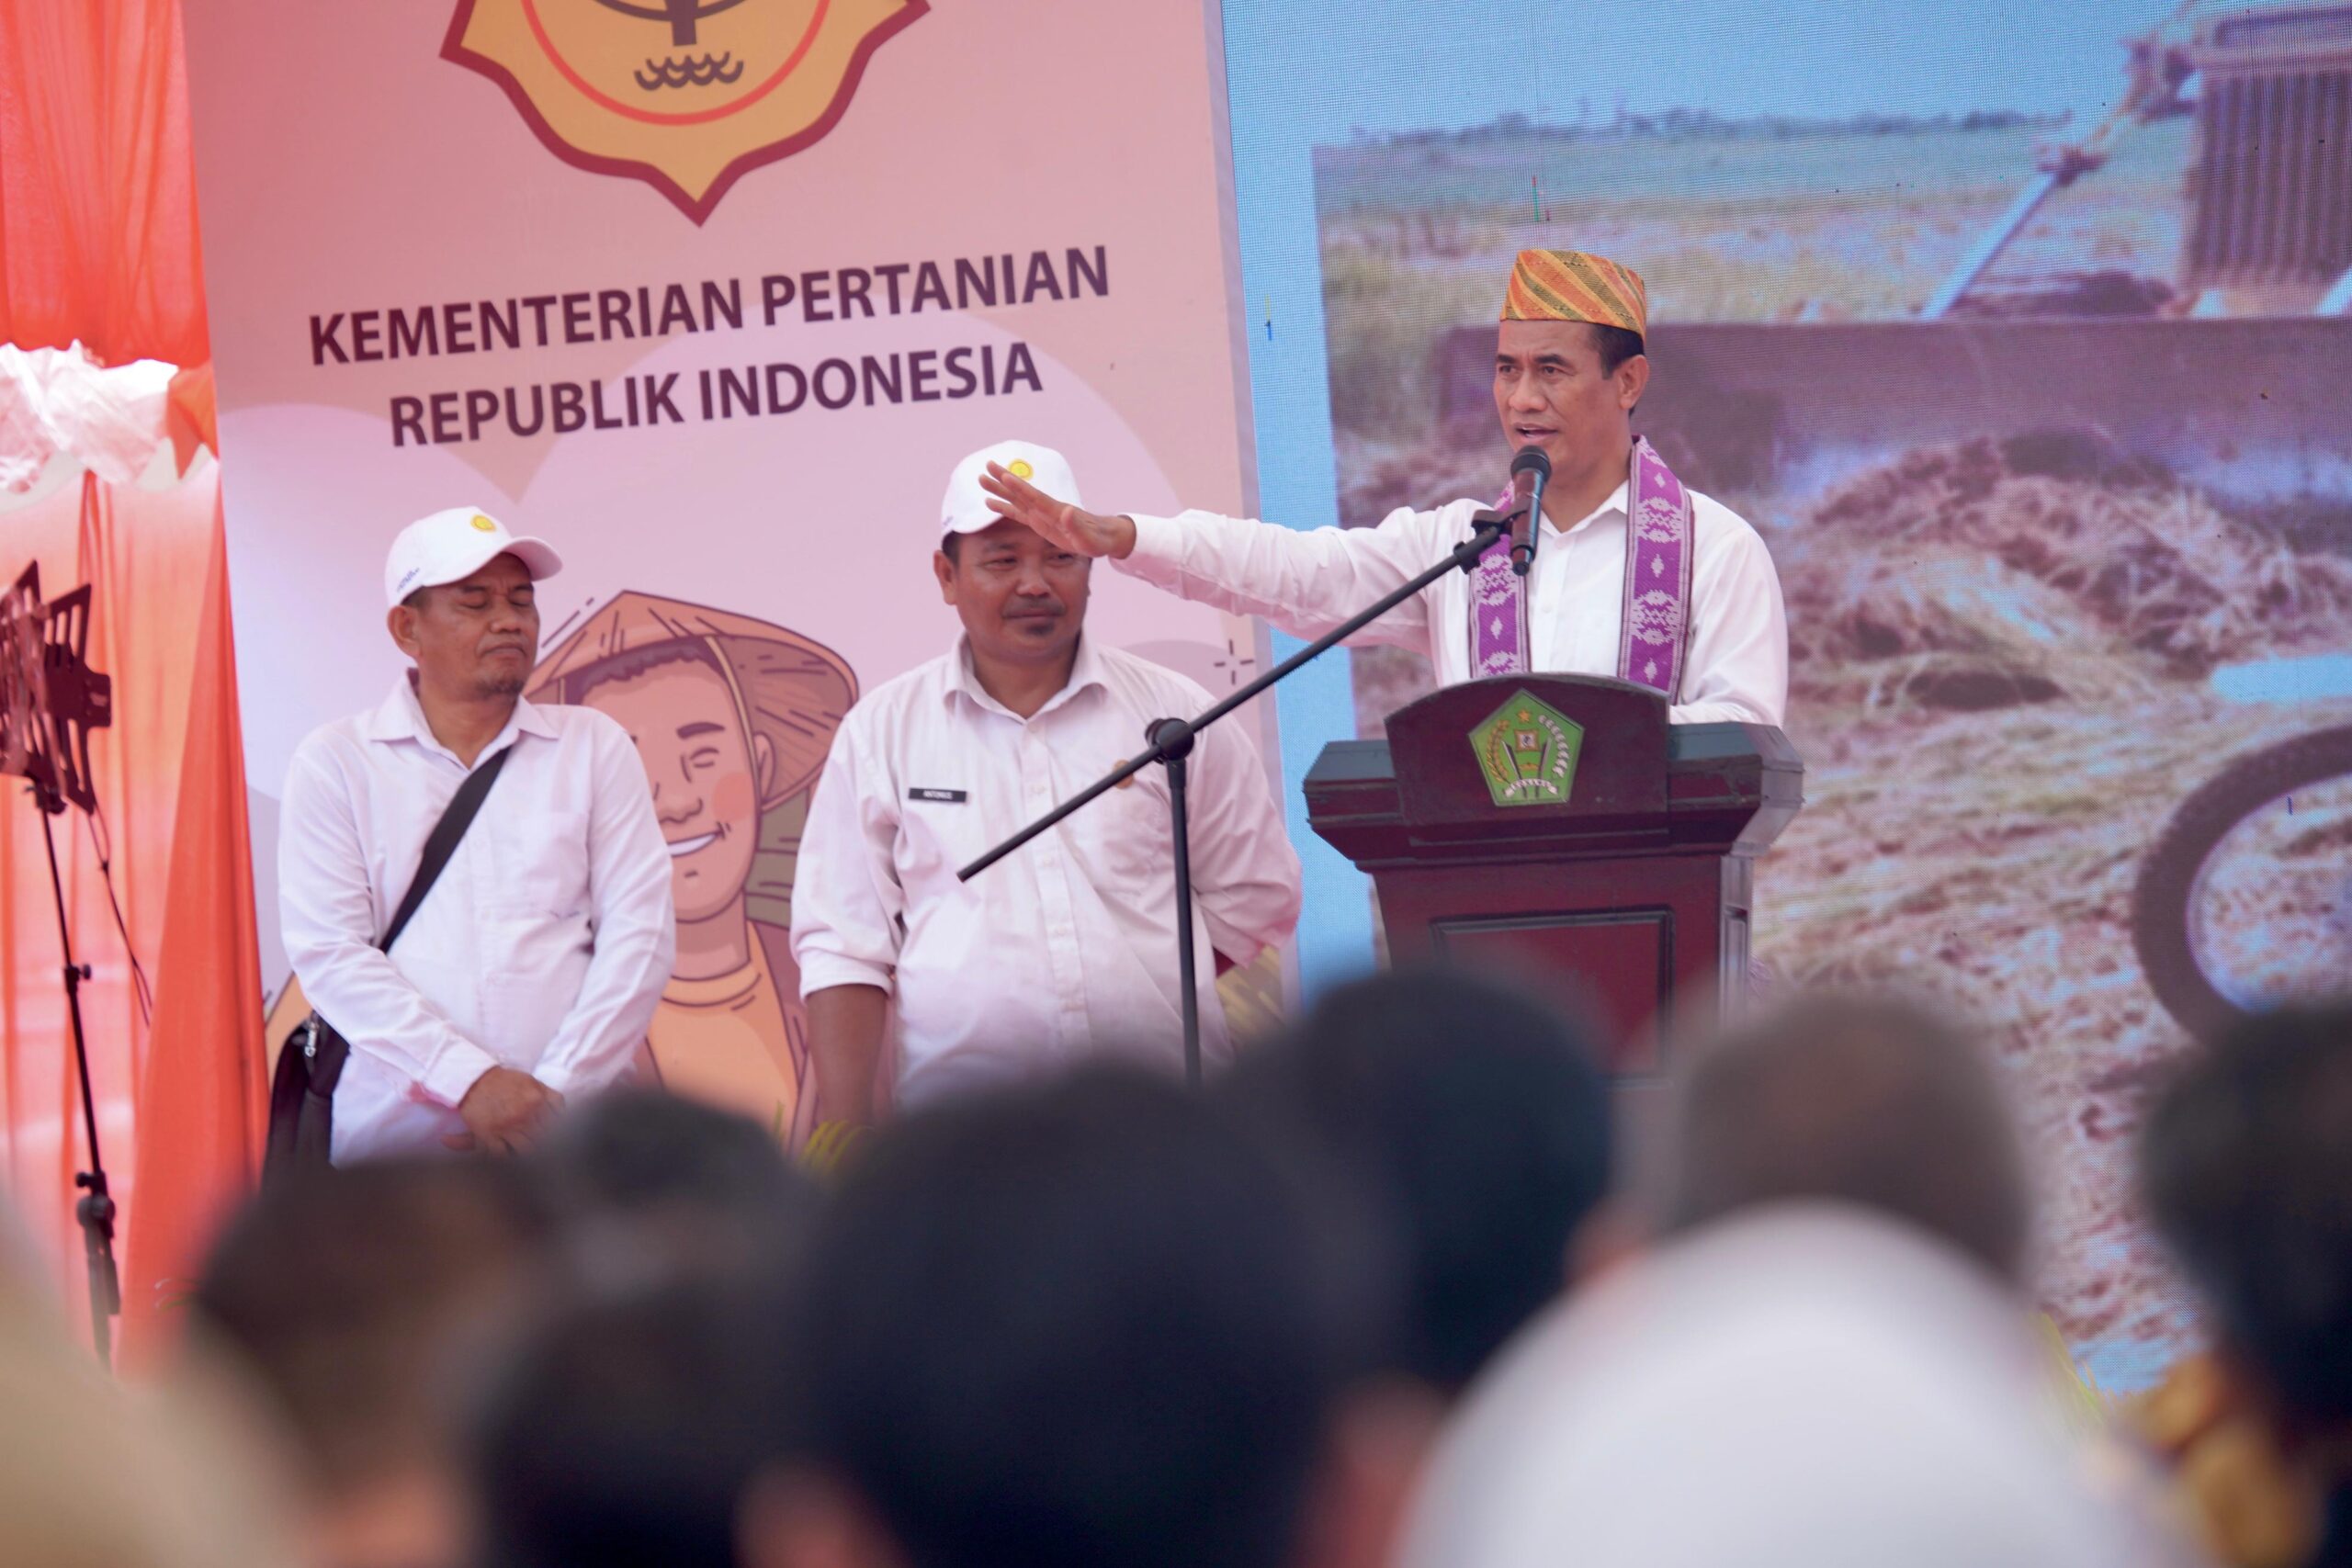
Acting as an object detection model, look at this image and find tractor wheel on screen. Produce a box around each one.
[2132,725,2352,1042]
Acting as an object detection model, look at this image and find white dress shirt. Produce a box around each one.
[279,677,676,1162]
[791,636,1302,1108]
[1121,480,1788,726]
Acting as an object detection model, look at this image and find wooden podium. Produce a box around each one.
[1303,674,1801,1072]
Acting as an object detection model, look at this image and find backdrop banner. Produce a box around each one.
[180,0,1272,1137]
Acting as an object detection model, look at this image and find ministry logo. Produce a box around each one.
[1468,690,1584,810]
[445,0,927,222]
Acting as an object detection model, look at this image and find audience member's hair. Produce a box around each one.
[1223,966,1611,1390]
[468,1093,819,1567]
[471,1271,777,1568]
[189,1157,554,1495]
[528,1089,815,1274]
[2142,1002,2352,1432]
[781,1068,1376,1568]
[1668,991,2029,1280]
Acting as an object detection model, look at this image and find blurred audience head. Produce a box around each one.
[755,1068,1391,1568]
[1397,1203,2177,1568]
[469,1093,818,1568]
[2143,1001,2352,1439]
[0,1255,294,1568]
[470,1270,779,1568]
[528,1089,816,1278]
[1667,990,2029,1281]
[1222,965,1612,1392]
[188,1156,554,1568]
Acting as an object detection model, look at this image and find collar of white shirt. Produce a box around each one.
[942,633,1112,723]
[1540,479,1630,541]
[363,673,558,764]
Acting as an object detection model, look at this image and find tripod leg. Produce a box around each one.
[37,801,119,1369]
[78,1179,118,1369]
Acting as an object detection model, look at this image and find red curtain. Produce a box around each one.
[0,0,209,367]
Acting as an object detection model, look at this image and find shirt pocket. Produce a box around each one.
[495,809,592,919]
[894,795,987,902]
[1091,774,1177,898]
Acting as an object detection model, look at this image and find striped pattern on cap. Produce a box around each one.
[1500,249,1648,337]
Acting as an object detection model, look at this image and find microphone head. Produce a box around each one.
[1510,445,1552,480]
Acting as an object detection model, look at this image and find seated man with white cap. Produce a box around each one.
[791,442,1302,1137]
[278,508,675,1163]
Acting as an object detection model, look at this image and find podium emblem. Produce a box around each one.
[1469,690,1582,808]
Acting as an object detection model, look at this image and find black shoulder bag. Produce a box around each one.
[263,747,513,1186]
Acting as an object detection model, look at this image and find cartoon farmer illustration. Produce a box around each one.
[528,592,856,1145]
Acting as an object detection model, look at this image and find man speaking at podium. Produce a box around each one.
[981,250,1788,727]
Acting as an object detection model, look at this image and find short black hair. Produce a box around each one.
[2142,1003,2352,1429]
[527,1089,818,1272]
[1221,967,1611,1391]
[469,1097,817,1568]
[782,1069,1374,1568]
[939,530,963,562]
[1589,322,1645,376]
[471,1270,781,1568]
[1668,992,2029,1280]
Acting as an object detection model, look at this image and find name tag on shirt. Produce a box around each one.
[908,787,967,804]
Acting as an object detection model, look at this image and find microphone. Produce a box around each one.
[1508,446,1550,578]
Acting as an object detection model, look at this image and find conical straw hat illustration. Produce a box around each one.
[528,590,856,807]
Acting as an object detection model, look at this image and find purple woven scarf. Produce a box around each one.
[1467,436,1694,700]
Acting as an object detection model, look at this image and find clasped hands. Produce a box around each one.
[444,1066,564,1155]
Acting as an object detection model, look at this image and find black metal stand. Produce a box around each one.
[959,503,1522,1084]
[30,784,119,1369]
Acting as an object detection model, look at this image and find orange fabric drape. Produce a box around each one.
[0,0,209,368]
[118,489,265,1363]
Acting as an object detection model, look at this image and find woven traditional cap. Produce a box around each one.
[1500,249,1649,337]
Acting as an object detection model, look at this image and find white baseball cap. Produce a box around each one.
[384,506,564,608]
[940,439,1083,537]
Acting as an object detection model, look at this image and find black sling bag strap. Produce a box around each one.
[263,745,514,1186]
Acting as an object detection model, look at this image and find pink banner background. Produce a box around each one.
[179,0,1269,1003]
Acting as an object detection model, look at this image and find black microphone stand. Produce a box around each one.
[4,565,120,1368]
[958,502,1526,1086]
[28,777,119,1369]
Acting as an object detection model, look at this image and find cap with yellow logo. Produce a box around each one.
[939,439,1083,537]
[383,505,565,608]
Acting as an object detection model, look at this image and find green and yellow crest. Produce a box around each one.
[1469,690,1582,808]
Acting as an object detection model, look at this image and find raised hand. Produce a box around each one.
[978,462,1136,559]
